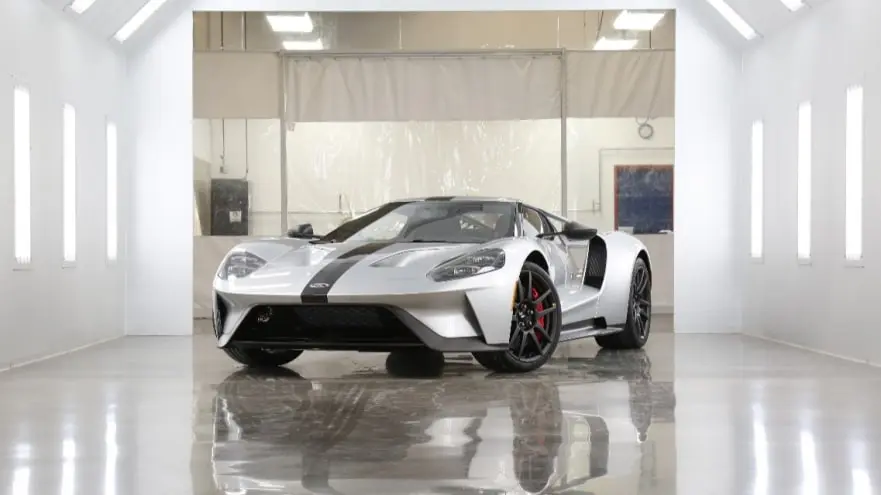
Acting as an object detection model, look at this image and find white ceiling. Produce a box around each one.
[41,0,832,50]
[726,0,829,40]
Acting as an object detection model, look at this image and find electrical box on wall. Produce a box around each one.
[210,178,250,236]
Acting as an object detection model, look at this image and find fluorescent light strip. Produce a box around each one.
[63,104,77,264]
[797,101,812,260]
[266,14,314,33]
[106,122,118,262]
[69,0,97,14]
[779,0,805,12]
[13,86,31,266]
[593,37,639,51]
[750,120,764,258]
[705,0,757,40]
[283,39,324,51]
[845,85,863,261]
[613,10,666,31]
[113,0,170,42]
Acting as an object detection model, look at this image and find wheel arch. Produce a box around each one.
[637,249,651,277]
[593,232,650,326]
[524,250,549,273]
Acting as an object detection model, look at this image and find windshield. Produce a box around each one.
[316,201,516,244]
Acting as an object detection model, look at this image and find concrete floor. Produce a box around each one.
[1,328,881,494]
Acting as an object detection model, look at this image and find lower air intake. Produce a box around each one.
[229,304,424,348]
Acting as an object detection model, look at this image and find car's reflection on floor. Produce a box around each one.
[209,348,675,494]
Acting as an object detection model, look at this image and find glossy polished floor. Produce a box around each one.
[2,324,881,495]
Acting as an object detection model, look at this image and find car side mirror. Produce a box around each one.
[539,221,597,241]
[561,222,598,241]
[286,223,316,239]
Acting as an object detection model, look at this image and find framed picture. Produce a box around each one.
[614,165,674,234]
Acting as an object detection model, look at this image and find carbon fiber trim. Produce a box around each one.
[584,237,607,289]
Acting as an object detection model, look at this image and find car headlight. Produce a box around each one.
[218,251,266,280]
[428,248,506,282]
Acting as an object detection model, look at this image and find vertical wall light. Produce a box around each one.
[106,121,118,262]
[13,86,31,266]
[750,120,764,258]
[797,101,812,261]
[845,85,864,262]
[63,104,77,264]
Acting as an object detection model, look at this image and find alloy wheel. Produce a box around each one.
[508,270,557,362]
[630,263,651,339]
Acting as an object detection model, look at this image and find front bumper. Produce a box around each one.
[213,284,514,352]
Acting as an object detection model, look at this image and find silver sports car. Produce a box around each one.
[212,197,652,373]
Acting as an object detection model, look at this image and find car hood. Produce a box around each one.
[235,239,487,280]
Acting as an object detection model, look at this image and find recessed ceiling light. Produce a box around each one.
[779,0,805,11]
[69,0,97,14]
[613,11,666,31]
[593,37,639,51]
[705,0,758,40]
[283,39,324,51]
[113,0,170,42]
[266,14,314,33]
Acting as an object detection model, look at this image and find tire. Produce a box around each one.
[472,262,562,373]
[596,257,651,350]
[222,346,303,368]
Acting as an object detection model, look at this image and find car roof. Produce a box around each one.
[399,196,520,203]
[376,196,570,223]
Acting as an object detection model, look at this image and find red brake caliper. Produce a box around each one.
[532,288,545,341]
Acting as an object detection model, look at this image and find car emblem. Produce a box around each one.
[308,282,330,289]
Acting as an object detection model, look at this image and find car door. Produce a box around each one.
[518,204,571,286]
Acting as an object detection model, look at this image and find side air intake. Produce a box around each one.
[583,237,607,289]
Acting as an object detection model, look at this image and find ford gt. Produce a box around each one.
[212,197,652,373]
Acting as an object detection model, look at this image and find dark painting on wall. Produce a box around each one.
[614,165,673,234]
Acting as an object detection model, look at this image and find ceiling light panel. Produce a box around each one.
[705,0,758,40]
[779,0,805,11]
[593,37,639,51]
[69,0,97,14]
[613,11,666,31]
[283,39,324,51]
[114,0,170,42]
[266,14,314,33]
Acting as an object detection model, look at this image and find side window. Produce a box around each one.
[545,216,567,244]
[520,207,546,237]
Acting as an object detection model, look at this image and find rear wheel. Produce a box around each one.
[596,257,651,350]
[222,346,303,368]
[473,262,562,373]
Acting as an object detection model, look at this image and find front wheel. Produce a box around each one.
[222,346,303,368]
[473,262,562,373]
[596,257,651,350]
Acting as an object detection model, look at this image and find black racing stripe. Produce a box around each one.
[300,242,396,303]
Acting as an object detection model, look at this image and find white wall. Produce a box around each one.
[0,1,126,369]
[127,0,740,336]
[125,11,195,336]
[673,3,740,334]
[741,0,881,362]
